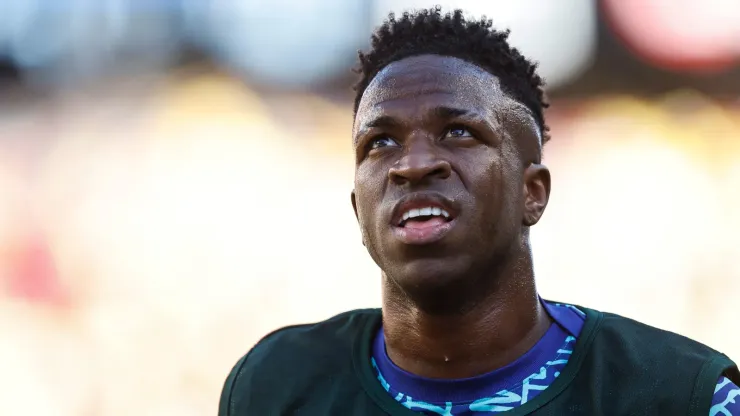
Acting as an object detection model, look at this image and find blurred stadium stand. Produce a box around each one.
[0,1,738,415]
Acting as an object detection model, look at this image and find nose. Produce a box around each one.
[388,139,451,186]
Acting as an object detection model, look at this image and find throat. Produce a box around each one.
[382,294,551,379]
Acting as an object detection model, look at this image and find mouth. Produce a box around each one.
[390,193,458,245]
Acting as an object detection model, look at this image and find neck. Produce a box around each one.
[381,248,551,379]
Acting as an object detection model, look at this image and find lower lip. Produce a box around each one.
[392,218,456,245]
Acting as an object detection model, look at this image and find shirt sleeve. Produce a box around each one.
[710,376,740,415]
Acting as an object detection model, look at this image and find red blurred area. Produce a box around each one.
[5,233,66,306]
[603,0,740,73]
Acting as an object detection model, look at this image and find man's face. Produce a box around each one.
[351,54,549,297]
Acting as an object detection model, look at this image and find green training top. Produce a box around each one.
[219,307,739,415]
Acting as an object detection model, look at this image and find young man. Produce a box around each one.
[219,8,739,415]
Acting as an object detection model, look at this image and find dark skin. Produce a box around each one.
[351,55,552,379]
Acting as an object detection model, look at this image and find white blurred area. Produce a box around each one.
[371,0,598,88]
[0,1,739,415]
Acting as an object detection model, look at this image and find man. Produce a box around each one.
[219,8,740,415]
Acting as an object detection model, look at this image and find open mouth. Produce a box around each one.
[391,194,458,245]
[398,206,453,229]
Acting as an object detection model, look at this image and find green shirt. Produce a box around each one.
[219,307,739,415]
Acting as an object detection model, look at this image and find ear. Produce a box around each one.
[522,164,550,226]
[351,190,365,246]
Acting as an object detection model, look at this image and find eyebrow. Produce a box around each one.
[429,106,469,120]
[353,115,403,145]
[426,106,495,134]
[354,105,483,144]
[364,115,403,130]
[362,106,470,130]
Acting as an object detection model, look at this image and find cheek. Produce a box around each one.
[496,148,526,228]
[354,165,387,227]
[460,147,521,237]
[353,169,388,266]
[462,148,503,207]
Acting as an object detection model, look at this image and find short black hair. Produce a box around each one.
[353,7,550,144]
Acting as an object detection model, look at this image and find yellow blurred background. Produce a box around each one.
[1,1,740,415]
[0,69,738,415]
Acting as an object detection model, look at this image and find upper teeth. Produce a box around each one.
[402,206,450,222]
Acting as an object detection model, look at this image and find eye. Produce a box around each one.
[444,126,474,139]
[369,136,400,150]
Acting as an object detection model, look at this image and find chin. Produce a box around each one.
[385,256,479,314]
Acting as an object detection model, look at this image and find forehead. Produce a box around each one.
[354,54,533,134]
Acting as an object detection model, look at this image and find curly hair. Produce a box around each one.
[353,7,550,144]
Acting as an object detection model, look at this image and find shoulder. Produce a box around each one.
[218,309,381,415]
[242,308,379,370]
[587,308,735,372]
[578,307,738,414]
[594,309,726,359]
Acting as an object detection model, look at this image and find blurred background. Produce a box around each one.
[0,0,738,414]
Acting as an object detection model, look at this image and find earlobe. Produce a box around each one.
[522,164,551,226]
